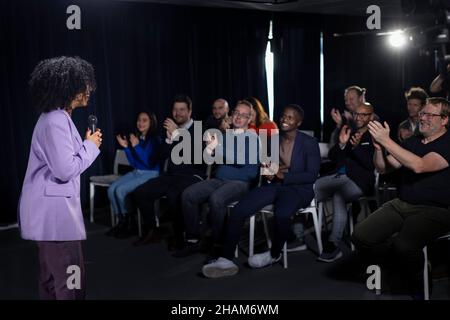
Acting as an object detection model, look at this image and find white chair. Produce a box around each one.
[89,149,130,226]
[300,130,314,137]
[230,199,322,269]
[423,232,450,300]
[318,142,330,160]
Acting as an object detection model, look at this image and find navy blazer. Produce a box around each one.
[281,130,321,199]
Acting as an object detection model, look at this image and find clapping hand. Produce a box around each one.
[204,131,219,155]
[331,108,343,127]
[339,125,352,146]
[368,121,391,146]
[116,134,128,148]
[129,133,139,147]
[163,118,178,137]
[350,131,362,147]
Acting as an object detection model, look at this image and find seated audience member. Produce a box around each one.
[106,111,161,238]
[352,97,450,299]
[315,102,376,262]
[132,94,206,248]
[245,97,278,136]
[176,100,259,257]
[202,104,320,278]
[398,87,428,142]
[329,86,367,147]
[204,98,230,130]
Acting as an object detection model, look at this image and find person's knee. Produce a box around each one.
[181,188,197,206]
[392,238,417,257]
[115,185,130,199]
[107,186,116,199]
[209,193,224,211]
[351,226,370,250]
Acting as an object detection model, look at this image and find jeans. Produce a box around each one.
[107,169,159,215]
[314,174,363,244]
[182,178,250,243]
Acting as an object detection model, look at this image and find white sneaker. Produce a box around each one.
[202,257,239,278]
[248,251,281,268]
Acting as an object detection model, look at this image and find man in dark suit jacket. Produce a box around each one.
[315,102,375,263]
[132,94,206,249]
[202,104,320,278]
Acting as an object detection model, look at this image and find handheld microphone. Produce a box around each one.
[88,115,98,134]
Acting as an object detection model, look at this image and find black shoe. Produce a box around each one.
[132,228,162,246]
[317,241,343,263]
[172,241,201,258]
[105,214,128,237]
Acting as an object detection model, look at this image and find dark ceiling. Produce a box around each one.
[118,0,404,17]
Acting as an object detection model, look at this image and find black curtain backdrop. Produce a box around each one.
[0,0,269,223]
[322,15,437,142]
[272,14,321,136]
[0,0,439,223]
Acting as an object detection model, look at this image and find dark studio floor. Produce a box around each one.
[1,207,450,301]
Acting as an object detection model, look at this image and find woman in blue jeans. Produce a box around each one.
[106,111,161,238]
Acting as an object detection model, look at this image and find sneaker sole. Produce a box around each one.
[248,256,282,269]
[317,251,343,263]
[202,266,238,278]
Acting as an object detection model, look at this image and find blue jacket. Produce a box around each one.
[124,136,160,171]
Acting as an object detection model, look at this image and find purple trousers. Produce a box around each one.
[36,241,85,300]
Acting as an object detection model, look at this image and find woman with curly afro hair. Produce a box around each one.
[19,56,102,299]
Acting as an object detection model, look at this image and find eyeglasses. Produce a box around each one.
[232,111,251,120]
[353,112,372,119]
[418,111,444,119]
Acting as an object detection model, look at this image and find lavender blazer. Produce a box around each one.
[19,109,100,241]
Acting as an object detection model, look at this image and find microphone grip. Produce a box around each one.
[90,124,97,134]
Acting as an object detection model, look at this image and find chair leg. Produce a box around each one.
[261,212,272,249]
[154,200,160,228]
[423,246,430,300]
[310,209,323,255]
[249,215,255,257]
[137,209,142,238]
[349,210,355,252]
[110,204,115,227]
[283,242,288,269]
[316,202,324,230]
[89,183,95,223]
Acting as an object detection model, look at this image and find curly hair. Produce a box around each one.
[29,56,96,113]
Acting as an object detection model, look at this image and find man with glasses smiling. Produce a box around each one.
[176,100,259,258]
[352,97,450,299]
[315,102,376,263]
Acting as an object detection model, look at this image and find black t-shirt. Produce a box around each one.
[399,130,450,208]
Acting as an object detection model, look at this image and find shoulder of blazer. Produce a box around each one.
[295,130,317,148]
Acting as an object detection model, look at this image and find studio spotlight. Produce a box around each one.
[388,30,408,48]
